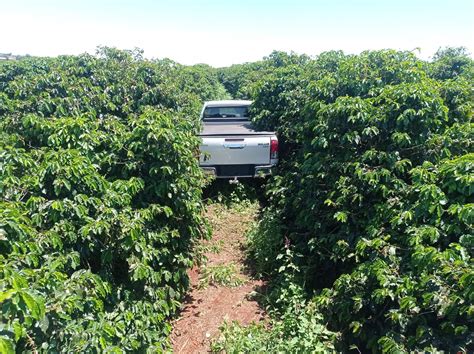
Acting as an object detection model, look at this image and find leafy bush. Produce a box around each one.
[246,208,285,277]
[218,50,311,100]
[0,48,226,352]
[429,47,474,81]
[2,46,472,353]
[225,49,474,352]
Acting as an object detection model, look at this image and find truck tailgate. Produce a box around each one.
[200,136,271,165]
[200,121,274,136]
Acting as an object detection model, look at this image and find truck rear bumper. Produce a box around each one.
[201,164,274,178]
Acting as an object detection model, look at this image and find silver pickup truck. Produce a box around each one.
[199,100,278,181]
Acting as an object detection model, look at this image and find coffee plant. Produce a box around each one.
[1,45,472,353]
[0,48,227,352]
[219,48,473,352]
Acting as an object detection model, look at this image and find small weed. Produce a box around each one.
[206,240,224,253]
[203,180,264,208]
[196,240,224,255]
[199,263,246,289]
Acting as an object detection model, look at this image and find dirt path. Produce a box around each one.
[171,203,265,353]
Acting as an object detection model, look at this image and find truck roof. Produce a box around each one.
[204,100,252,107]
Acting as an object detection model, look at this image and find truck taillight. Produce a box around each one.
[270,137,278,159]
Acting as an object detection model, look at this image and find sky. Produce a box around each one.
[1,0,473,67]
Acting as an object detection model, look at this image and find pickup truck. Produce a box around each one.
[199,100,278,181]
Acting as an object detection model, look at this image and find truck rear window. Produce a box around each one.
[203,106,249,120]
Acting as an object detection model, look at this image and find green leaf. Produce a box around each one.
[0,289,16,303]
[12,321,23,341]
[20,292,45,320]
[334,211,348,223]
[0,337,15,354]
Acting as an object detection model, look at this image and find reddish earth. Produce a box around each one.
[171,204,265,353]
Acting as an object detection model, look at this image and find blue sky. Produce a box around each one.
[1,0,473,67]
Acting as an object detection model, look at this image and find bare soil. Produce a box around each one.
[171,203,265,353]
